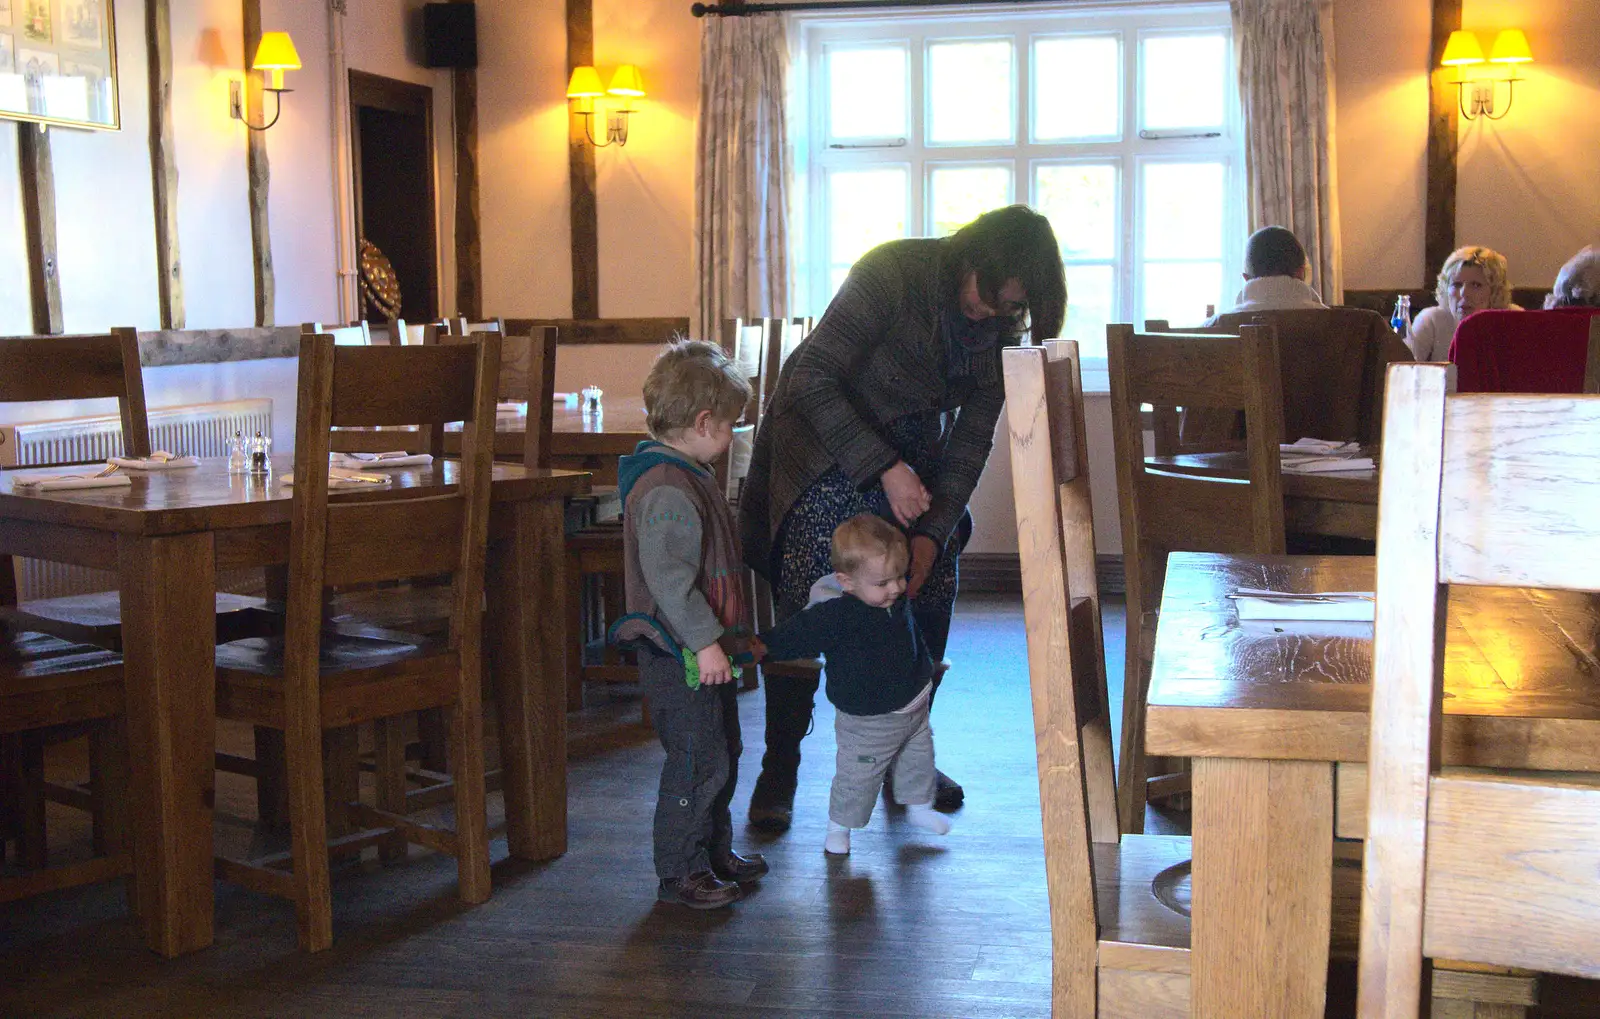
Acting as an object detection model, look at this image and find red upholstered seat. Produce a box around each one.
[1448,307,1600,393]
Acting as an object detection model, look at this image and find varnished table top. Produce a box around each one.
[1145,552,1600,770]
[0,455,591,535]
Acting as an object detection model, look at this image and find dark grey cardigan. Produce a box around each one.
[739,238,1005,577]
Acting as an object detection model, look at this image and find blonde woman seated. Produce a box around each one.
[1408,245,1518,361]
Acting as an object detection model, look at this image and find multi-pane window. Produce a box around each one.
[798,5,1244,361]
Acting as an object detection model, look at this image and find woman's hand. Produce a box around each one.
[881,461,931,527]
[696,643,734,686]
[906,534,938,598]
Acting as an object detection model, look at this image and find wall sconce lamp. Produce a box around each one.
[229,31,302,131]
[1441,28,1532,121]
[566,64,646,147]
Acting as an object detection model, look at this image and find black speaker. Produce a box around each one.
[423,3,477,69]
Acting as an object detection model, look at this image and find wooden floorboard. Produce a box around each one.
[3,595,1594,1017]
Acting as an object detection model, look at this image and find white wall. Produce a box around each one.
[0,0,454,451]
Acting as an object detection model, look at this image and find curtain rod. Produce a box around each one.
[692,0,1052,16]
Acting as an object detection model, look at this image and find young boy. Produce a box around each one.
[756,513,953,855]
[612,340,768,909]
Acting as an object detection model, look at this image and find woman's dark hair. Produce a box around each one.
[942,205,1067,340]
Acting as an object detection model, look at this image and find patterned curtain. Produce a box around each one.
[693,14,791,343]
[1233,0,1343,304]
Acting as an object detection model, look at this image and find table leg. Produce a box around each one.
[118,532,216,957]
[486,498,568,860]
[1191,757,1334,1018]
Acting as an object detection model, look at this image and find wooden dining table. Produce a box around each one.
[1145,552,1600,1017]
[0,456,590,957]
[1146,449,1378,540]
[336,396,648,485]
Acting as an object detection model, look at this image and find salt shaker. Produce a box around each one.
[248,431,272,475]
[226,431,248,474]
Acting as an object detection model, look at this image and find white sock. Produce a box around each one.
[824,821,851,855]
[905,802,952,836]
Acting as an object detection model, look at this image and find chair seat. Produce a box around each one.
[1094,833,1192,951]
[216,630,445,676]
[1,631,123,734]
[5,591,277,652]
[216,631,456,730]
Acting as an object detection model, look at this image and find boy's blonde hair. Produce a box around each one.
[831,513,909,575]
[643,339,752,439]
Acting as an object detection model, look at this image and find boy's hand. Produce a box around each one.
[696,642,734,686]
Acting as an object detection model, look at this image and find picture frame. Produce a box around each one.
[0,0,117,130]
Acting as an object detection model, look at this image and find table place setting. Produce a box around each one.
[1278,437,1375,474]
[279,466,394,489]
[108,450,202,470]
[8,464,135,492]
[331,450,435,469]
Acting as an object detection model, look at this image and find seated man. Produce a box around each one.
[1221,226,1327,316]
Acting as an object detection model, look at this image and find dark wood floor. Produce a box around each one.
[3,595,1595,1017]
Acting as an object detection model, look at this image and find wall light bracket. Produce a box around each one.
[231,30,301,132]
[567,64,646,148]
[1441,28,1532,122]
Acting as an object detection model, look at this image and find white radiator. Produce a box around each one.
[2,399,273,600]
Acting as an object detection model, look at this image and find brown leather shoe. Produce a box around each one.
[710,849,769,883]
[657,870,741,910]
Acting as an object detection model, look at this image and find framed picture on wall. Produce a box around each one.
[0,0,117,130]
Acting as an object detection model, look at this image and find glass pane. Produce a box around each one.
[1034,36,1120,140]
[1141,34,1226,130]
[1143,261,1223,326]
[829,46,907,139]
[928,39,1013,144]
[1062,264,1115,356]
[1035,163,1117,260]
[1143,162,1224,259]
[829,167,908,267]
[928,164,1013,237]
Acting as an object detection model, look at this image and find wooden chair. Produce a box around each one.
[1107,322,1286,833]
[0,330,268,650]
[1359,363,1600,1015]
[1,629,132,906]
[211,331,500,951]
[1003,340,1192,1015]
[303,321,373,347]
[1148,308,1413,450]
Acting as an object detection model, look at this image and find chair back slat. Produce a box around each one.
[1420,773,1600,978]
[1437,394,1600,590]
[328,345,481,428]
[1362,362,1600,1014]
[323,495,467,588]
[432,322,556,468]
[1116,333,1258,409]
[1002,340,1113,1003]
[0,329,149,460]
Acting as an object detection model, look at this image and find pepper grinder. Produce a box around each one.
[248,431,272,475]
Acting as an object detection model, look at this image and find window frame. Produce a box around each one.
[795,2,1244,368]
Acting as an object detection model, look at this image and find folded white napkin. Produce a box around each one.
[108,451,200,470]
[1283,456,1376,474]
[1281,438,1361,455]
[10,469,135,492]
[331,452,433,469]
[1232,588,1375,621]
[279,468,393,489]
